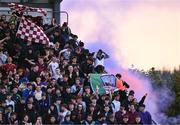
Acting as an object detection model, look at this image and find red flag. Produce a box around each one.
[16,17,49,45]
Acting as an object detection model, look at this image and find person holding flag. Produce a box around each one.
[116,73,130,103]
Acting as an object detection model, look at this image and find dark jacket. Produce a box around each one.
[26,108,38,123]
[139,111,152,125]
[38,99,49,116]
[61,120,74,125]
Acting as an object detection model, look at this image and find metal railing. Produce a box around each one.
[152,119,158,125]
[0,9,69,25]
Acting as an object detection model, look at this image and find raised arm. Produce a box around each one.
[139,93,147,105]
[102,51,110,59]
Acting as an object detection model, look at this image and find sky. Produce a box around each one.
[61,0,180,71]
[61,1,180,123]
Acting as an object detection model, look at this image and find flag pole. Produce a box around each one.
[16,8,28,33]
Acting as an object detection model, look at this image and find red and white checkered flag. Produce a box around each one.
[8,3,47,16]
[16,17,49,45]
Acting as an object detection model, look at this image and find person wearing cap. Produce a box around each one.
[138,104,152,125]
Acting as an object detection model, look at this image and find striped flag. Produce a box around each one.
[16,16,49,45]
[8,3,47,16]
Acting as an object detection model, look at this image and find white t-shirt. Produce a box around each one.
[60,110,70,122]
[93,52,106,67]
[6,100,15,111]
[48,61,59,77]
[34,91,42,101]
[0,53,7,65]
[112,100,121,113]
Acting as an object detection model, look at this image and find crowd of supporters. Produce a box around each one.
[0,13,152,125]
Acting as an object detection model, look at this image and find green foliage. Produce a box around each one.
[146,67,180,116]
[132,66,180,116]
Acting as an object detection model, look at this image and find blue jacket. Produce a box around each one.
[139,111,152,124]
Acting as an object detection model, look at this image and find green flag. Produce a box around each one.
[90,74,106,96]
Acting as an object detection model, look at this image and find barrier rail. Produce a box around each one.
[0,9,69,24]
[152,119,158,125]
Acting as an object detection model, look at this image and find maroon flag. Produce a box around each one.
[8,3,47,16]
[16,16,49,45]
